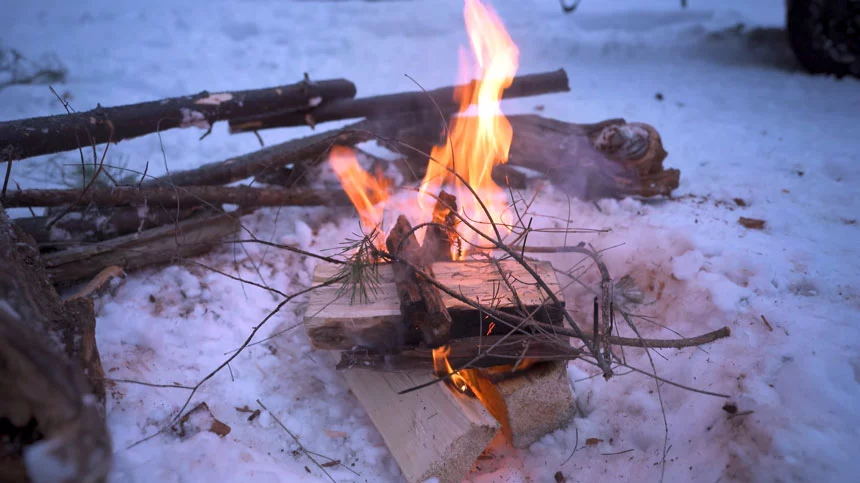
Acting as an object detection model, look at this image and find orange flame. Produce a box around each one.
[419,0,518,250]
[432,345,471,393]
[328,145,389,232]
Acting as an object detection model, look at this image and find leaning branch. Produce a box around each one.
[228,69,570,132]
[0,78,357,160]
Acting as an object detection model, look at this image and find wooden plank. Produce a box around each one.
[305,259,563,350]
[344,367,500,483]
[473,361,577,449]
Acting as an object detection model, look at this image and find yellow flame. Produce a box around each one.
[328,145,389,232]
[419,0,518,251]
[432,345,470,393]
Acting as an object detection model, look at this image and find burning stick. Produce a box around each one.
[385,215,452,348]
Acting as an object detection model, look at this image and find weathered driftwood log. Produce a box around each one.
[145,123,371,187]
[0,206,111,483]
[370,113,679,199]
[385,215,452,348]
[42,209,240,286]
[343,365,500,483]
[228,69,570,132]
[337,334,581,371]
[12,205,202,247]
[3,185,350,208]
[0,78,357,160]
[305,259,563,350]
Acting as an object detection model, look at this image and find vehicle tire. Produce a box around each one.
[787,0,860,77]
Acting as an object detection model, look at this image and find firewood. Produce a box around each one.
[42,209,240,286]
[12,204,202,247]
[470,360,577,449]
[228,69,570,132]
[0,78,357,160]
[337,334,581,371]
[421,190,459,262]
[369,113,680,199]
[0,206,111,482]
[145,122,371,187]
[305,259,563,350]
[3,185,350,208]
[342,365,500,483]
[385,215,452,347]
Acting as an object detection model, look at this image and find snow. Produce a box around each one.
[2,0,859,482]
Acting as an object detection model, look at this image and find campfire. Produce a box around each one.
[305,1,580,481]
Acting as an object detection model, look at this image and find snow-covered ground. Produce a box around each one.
[2,0,859,482]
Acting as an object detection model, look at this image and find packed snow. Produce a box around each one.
[2,0,859,482]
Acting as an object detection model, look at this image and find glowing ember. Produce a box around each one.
[328,145,390,232]
[418,0,518,248]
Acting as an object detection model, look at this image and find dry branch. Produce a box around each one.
[0,206,111,482]
[12,204,202,247]
[145,122,371,187]
[228,69,570,132]
[0,78,357,160]
[386,215,452,348]
[42,209,240,285]
[3,185,350,208]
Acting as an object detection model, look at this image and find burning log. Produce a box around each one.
[385,215,452,348]
[2,185,350,208]
[421,190,459,262]
[469,360,577,449]
[0,78,357,160]
[337,334,581,371]
[373,114,679,199]
[227,69,570,132]
[343,366,500,483]
[305,259,563,350]
[42,209,239,286]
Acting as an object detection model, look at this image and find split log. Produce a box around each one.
[337,334,581,371]
[12,204,202,247]
[305,259,564,350]
[369,113,679,199]
[421,190,459,262]
[470,360,576,449]
[2,185,350,208]
[386,215,452,348]
[0,78,357,160]
[0,205,111,482]
[342,364,500,483]
[228,69,570,132]
[42,208,240,286]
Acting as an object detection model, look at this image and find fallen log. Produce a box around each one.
[0,78,357,160]
[305,259,563,350]
[0,205,111,482]
[228,69,570,132]
[42,208,240,285]
[368,113,680,199]
[386,215,452,348]
[3,185,350,208]
[12,204,202,247]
